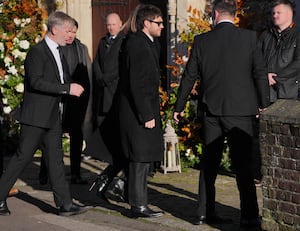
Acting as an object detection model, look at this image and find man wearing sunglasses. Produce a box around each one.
[118,4,164,218]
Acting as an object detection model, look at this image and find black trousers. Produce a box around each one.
[128,162,150,207]
[40,126,84,179]
[0,123,72,208]
[197,114,259,219]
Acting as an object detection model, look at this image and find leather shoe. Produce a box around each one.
[89,174,109,194]
[131,205,164,218]
[194,214,233,225]
[71,176,88,185]
[59,203,88,216]
[240,217,261,229]
[193,215,206,225]
[0,201,10,216]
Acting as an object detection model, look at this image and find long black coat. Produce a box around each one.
[119,31,164,162]
[93,32,126,125]
[61,38,91,133]
[175,22,270,115]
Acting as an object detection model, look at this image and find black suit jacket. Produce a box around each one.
[175,22,270,116]
[17,39,70,128]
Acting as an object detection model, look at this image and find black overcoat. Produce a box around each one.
[119,31,164,162]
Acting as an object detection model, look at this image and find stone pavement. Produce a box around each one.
[0,154,263,231]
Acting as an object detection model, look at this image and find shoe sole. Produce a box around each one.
[131,212,164,218]
[0,211,11,216]
[59,208,88,217]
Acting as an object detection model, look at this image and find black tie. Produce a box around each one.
[57,46,70,82]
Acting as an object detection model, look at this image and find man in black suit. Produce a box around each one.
[89,13,128,201]
[173,0,270,228]
[119,4,165,218]
[0,11,87,216]
[39,19,92,185]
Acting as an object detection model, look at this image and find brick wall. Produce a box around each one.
[260,99,300,231]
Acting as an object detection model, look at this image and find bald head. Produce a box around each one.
[106,13,123,36]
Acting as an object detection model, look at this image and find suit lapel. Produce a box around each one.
[42,40,61,83]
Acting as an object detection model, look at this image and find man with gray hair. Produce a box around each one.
[0,11,87,216]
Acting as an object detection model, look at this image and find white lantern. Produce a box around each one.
[161,121,181,174]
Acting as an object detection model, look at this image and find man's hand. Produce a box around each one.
[145,119,155,129]
[69,83,84,97]
[268,73,277,86]
[173,111,185,124]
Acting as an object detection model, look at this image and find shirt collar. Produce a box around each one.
[45,35,59,50]
[217,20,234,25]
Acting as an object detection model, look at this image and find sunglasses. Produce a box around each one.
[147,19,164,27]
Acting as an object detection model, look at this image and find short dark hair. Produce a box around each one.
[135,4,162,31]
[212,0,237,16]
[272,0,296,13]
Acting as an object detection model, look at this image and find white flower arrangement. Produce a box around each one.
[0,0,47,114]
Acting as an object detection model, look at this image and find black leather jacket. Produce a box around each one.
[258,24,300,102]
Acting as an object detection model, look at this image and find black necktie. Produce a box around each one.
[57,46,70,82]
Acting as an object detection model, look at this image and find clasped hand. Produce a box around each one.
[69,83,84,97]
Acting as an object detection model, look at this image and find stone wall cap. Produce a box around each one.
[260,99,300,124]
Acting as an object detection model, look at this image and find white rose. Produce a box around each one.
[20,52,27,60]
[3,106,11,114]
[12,49,21,58]
[13,18,21,26]
[19,40,30,50]
[25,18,31,24]
[13,37,19,43]
[15,83,24,93]
[7,65,18,75]
[4,56,12,66]
[0,42,4,52]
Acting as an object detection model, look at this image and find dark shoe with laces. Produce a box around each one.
[240,217,261,229]
[0,201,10,216]
[106,177,128,203]
[59,203,88,216]
[131,205,164,218]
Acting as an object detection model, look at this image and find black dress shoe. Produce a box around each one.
[131,205,164,218]
[59,203,88,216]
[194,214,233,225]
[0,201,11,216]
[106,177,128,203]
[240,217,261,229]
[71,176,88,185]
[193,215,206,225]
[89,174,109,194]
